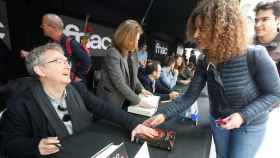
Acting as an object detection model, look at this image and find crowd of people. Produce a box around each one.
[1,0,280,158]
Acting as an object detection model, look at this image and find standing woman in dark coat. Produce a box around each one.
[97,20,152,109]
[144,0,280,158]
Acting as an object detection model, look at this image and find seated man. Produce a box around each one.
[0,43,157,158]
[141,60,179,101]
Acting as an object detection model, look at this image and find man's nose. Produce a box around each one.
[255,20,262,27]
[65,61,71,69]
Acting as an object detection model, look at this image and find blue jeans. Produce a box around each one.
[210,116,266,158]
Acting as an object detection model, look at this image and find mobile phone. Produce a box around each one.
[215,118,227,126]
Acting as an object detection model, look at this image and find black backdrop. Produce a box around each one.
[3,0,197,78]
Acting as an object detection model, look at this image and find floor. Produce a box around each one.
[209,108,280,158]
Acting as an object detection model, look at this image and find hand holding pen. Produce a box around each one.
[38,137,62,155]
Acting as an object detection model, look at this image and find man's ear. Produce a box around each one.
[33,65,46,77]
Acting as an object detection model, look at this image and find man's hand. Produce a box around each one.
[20,50,29,58]
[131,124,158,141]
[143,114,166,127]
[169,91,179,100]
[220,113,244,130]
[38,137,60,155]
[141,89,153,97]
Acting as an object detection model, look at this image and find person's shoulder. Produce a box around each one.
[107,46,119,53]
[247,45,268,57]
[66,35,83,49]
[247,44,266,50]
[69,81,88,95]
[69,38,82,49]
[142,75,151,83]
[106,46,122,59]
[70,81,86,89]
[5,86,34,112]
[2,77,36,102]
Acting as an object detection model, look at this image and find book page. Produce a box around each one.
[127,106,157,117]
[138,95,160,108]
[134,142,150,158]
[92,143,123,158]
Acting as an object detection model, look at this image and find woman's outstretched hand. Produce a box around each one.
[143,114,166,127]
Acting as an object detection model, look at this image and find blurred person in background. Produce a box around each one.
[254,1,280,75]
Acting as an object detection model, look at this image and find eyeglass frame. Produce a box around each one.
[41,58,70,65]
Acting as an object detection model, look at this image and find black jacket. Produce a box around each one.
[0,79,139,158]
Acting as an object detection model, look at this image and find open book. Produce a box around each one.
[91,142,128,158]
[127,95,160,117]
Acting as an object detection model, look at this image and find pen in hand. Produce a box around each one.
[54,143,63,150]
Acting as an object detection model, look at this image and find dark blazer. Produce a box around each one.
[96,47,143,107]
[0,80,139,158]
[141,75,171,101]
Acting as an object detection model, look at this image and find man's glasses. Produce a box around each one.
[43,58,69,65]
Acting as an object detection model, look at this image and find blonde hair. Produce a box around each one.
[187,0,248,63]
[113,19,143,55]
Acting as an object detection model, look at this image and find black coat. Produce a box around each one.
[0,80,139,158]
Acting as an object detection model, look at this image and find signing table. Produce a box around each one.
[53,96,212,158]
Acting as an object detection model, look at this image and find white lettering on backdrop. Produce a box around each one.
[155,42,168,55]
[63,24,112,50]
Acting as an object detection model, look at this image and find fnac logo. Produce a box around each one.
[155,42,168,55]
[0,22,5,39]
[63,24,111,50]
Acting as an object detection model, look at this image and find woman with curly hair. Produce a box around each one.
[144,0,280,157]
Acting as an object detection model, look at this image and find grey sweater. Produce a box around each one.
[161,45,280,125]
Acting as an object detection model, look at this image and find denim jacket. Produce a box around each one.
[161,45,280,125]
[160,67,178,89]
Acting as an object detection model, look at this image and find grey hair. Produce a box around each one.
[44,13,64,32]
[25,43,64,76]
